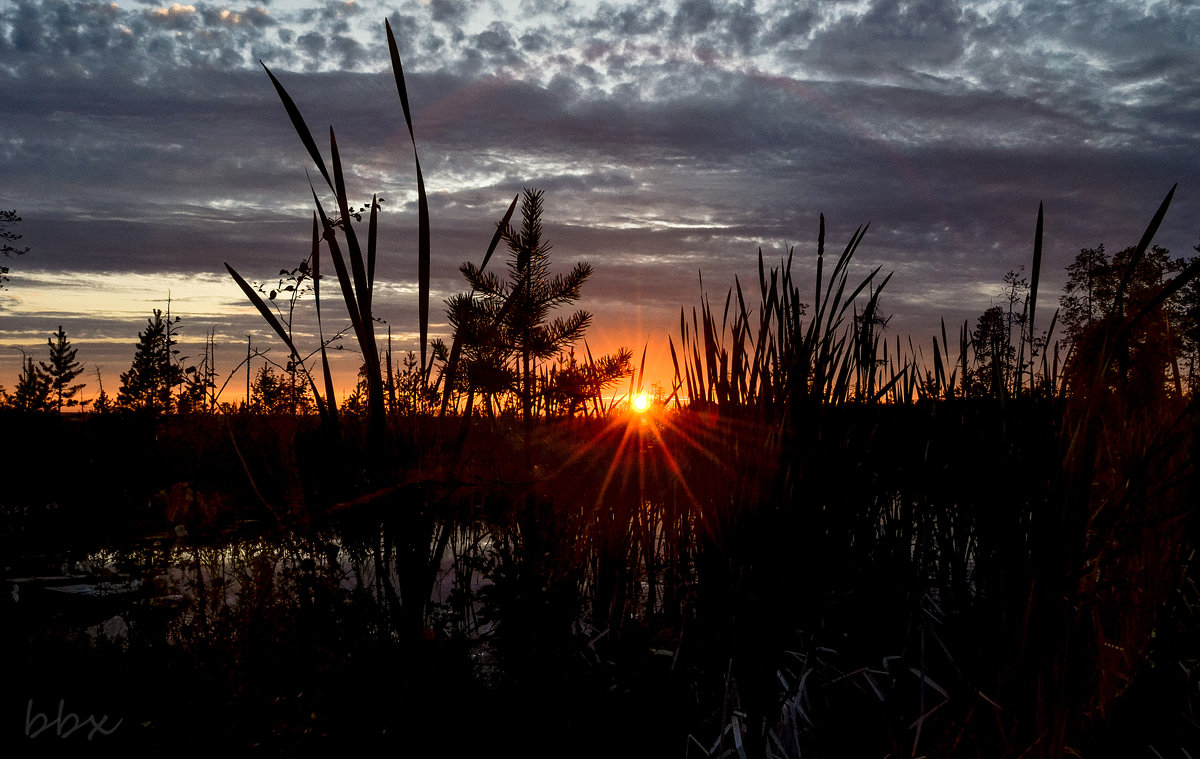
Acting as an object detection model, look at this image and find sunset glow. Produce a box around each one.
[2,2,1196,752]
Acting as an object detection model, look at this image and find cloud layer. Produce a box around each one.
[2,0,1198,394]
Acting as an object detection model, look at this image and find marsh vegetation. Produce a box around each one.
[3,18,1199,758]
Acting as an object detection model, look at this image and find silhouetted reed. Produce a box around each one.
[649,187,1199,757]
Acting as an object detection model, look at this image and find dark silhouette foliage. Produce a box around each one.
[1060,242,1200,397]
[970,304,1014,396]
[0,209,30,289]
[39,325,87,412]
[2,354,49,410]
[117,309,184,413]
[447,188,595,421]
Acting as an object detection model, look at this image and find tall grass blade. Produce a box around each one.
[1025,202,1044,393]
[224,262,327,417]
[367,193,379,290]
[481,195,520,273]
[312,186,366,347]
[224,264,298,365]
[1028,202,1043,354]
[260,62,333,193]
[1124,256,1200,336]
[758,248,768,304]
[637,342,648,395]
[932,336,945,396]
[1040,308,1059,396]
[386,18,431,377]
[1114,183,1176,318]
[313,188,386,445]
[815,214,824,326]
[960,320,970,397]
[329,129,371,319]
[669,335,682,389]
[311,214,338,424]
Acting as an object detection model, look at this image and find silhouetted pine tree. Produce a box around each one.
[39,325,86,412]
[448,188,593,423]
[4,354,50,411]
[117,309,183,413]
[970,305,1013,397]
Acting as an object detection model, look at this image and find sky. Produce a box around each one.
[2,0,1199,404]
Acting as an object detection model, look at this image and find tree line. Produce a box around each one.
[3,193,1199,414]
[0,190,632,417]
[964,241,1200,400]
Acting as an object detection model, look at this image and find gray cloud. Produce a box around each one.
[473,22,518,57]
[672,0,720,37]
[802,0,966,80]
[429,0,469,26]
[581,1,670,37]
[763,7,816,45]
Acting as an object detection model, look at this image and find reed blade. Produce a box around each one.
[1028,202,1043,349]
[960,320,970,398]
[721,286,732,336]
[758,248,768,304]
[260,61,333,193]
[1021,201,1045,395]
[481,195,520,273]
[814,214,824,332]
[932,337,945,395]
[310,214,338,424]
[312,186,367,347]
[637,342,648,395]
[669,335,682,384]
[367,193,378,290]
[1114,183,1176,316]
[225,263,296,355]
[1041,308,1059,395]
[386,18,431,377]
[329,128,370,318]
[225,262,327,418]
[1125,256,1200,332]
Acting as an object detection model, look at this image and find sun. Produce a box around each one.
[632,393,650,412]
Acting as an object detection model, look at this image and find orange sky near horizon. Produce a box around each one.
[4,0,1199,412]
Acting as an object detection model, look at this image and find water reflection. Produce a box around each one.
[3,512,520,749]
[46,520,497,642]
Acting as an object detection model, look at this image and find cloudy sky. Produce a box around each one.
[2,0,1198,402]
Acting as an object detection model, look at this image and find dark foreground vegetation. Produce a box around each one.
[3,192,1199,756]
[4,17,1200,758]
[1,369,1197,757]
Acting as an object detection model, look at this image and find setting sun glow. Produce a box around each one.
[632,393,650,412]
